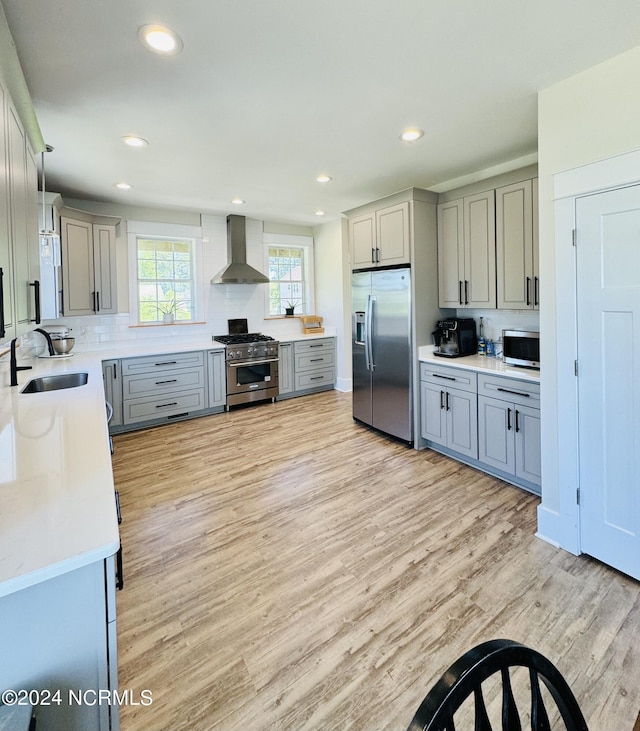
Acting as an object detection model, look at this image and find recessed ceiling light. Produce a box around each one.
[122,136,149,148]
[316,174,332,183]
[231,198,245,205]
[115,182,133,190]
[315,210,326,216]
[138,25,183,55]
[400,128,424,142]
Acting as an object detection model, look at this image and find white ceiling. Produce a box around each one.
[3,0,640,225]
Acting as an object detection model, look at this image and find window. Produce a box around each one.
[268,246,305,315]
[136,237,195,323]
[264,233,314,316]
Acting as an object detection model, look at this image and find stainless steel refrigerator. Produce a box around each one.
[352,267,412,443]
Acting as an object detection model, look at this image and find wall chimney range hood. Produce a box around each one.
[211,215,269,284]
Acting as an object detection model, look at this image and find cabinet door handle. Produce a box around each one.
[156,401,178,409]
[458,280,463,306]
[371,247,376,264]
[445,391,450,411]
[507,408,512,431]
[29,280,41,324]
[526,276,531,306]
[515,409,520,433]
[534,276,539,307]
[376,247,381,263]
[96,291,101,312]
[464,280,469,305]
[155,379,178,385]
[497,387,530,398]
[0,267,5,338]
[440,390,444,409]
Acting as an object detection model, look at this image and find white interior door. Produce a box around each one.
[576,184,640,580]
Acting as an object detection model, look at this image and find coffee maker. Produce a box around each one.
[432,318,477,358]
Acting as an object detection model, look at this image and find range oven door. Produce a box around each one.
[227,357,279,399]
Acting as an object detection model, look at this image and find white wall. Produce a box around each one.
[537,44,640,549]
[313,217,351,391]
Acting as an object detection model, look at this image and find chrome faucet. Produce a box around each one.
[34,327,55,356]
[10,338,32,387]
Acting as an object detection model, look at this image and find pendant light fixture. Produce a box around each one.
[40,145,61,266]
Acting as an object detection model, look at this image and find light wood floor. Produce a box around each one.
[112,391,640,731]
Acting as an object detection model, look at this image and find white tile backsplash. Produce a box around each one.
[455,308,540,343]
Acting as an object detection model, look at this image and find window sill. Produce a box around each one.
[264,315,302,320]
[129,321,206,329]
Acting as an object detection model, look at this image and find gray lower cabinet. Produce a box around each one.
[278,338,336,399]
[207,349,226,408]
[102,359,123,428]
[119,351,207,429]
[278,342,294,395]
[477,374,541,488]
[420,363,478,459]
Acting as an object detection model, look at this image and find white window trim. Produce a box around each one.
[127,220,204,325]
[263,232,315,316]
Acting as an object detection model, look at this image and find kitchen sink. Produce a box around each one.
[21,372,89,393]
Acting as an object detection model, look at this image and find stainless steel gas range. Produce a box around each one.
[213,325,279,408]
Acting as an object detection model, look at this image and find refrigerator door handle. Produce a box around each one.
[365,294,375,371]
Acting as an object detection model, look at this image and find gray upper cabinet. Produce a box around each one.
[0,75,40,340]
[350,201,410,269]
[496,178,539,310]
[61,210,118,316]
[437,191,496,308]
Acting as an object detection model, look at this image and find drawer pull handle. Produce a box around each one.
[308,344,323,348]
[497,387,530,398]
[310,375,324,381]
[433,374,456,381]
[310,358,324,362]
[156,379,178,385]
[155,361,178,366]
[156,401,178,409]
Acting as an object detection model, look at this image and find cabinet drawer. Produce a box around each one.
[121,351,205,376]
[123,367,205,399]
[295,351,335,371]
[478,374,540,407]
[295,368,335,390]
[294,338,334,355]
[420,362,477,394]
[123,389,206,424]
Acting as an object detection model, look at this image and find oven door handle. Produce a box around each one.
[228,358,279,368]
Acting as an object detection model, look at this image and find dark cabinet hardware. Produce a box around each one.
[310,375,324,381]
[29,280,41,324]
[534,276,539,307]
[445,392,450,411]
[96,291,100,312]
[458,280,463,305]
[156,402,178,409]
[434,374,456,381]
[497,387,530,398]
[507,408,512,431]
[464,280,469,305]
[440,390,444,409]
[310,358,324,362]
[0,267,5,338]
[526,276,531,306]
[515,409,520,433]
[155,379,178,385]
[155,361,178,366]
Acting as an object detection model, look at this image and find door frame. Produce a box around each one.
[546,148,640,555]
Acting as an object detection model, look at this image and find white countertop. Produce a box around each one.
[418,345,540,383]
[0,331,337,598]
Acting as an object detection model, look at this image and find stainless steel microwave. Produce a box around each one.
[502,329,540,369]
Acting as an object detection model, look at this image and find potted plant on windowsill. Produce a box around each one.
[284,300,300,317]
[157,298,184,324]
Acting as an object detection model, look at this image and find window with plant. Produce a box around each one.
[268,246,305,315]
[136,237,194,323]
